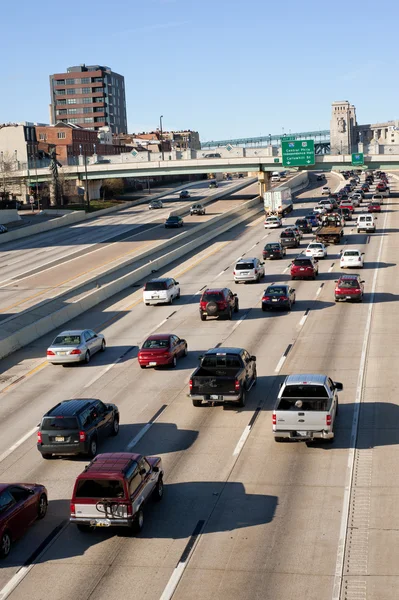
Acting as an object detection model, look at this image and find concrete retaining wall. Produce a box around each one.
[0,209,21,225]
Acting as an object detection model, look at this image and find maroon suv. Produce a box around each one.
[199,288,239,321]
[290,256,319,280]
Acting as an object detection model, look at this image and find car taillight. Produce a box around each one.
[219,302,227,309]
[126,503,133,516]
[70,502,75,515]
[358,257,362,261]
[234,379,240,391]
[70,349,81,355]
[37,431,42,444]
[233,271,236,275]
[189,379,193,390]
[272,414,276,425]
[262,296,270,301]
[200,302,206,309]
[280,296,288,301]
[143,284,147,291]
[326,415,332,427]
[254,269,258,274]
[79,431,86,442]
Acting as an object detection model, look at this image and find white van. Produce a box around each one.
[357,214,376,233]
[143,277,180,305]
[271,172,281,182]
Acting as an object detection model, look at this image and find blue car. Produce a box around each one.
[306,214,320,228]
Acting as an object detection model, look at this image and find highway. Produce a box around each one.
[0,171,397,600]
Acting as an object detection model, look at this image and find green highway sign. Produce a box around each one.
[274,158,280,163]
[280,135,296,141]
[282,139,315,167]
[351,153,364,166]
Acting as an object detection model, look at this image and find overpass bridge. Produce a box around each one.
[201,130,331,154]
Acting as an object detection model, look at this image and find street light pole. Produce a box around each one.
[159,115,164,161]
[79,144,90,212]
[0,152,5,198]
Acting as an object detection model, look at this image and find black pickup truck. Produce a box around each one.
[189,347,257,408]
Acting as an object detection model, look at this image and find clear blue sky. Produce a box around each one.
[0,0,397,142]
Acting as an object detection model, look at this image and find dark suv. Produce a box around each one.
[199,288,239,321]
[280,229,300,249]
[295,218,312,233]
[37,399,120,459]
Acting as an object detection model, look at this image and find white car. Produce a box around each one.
[304,242,327,259]
[264,216,282,228]
[143,277,180,305]
[357,214,376,233]
[372,194,384,205]
[321,186,331,195]
[234,258,265,283]
[271,175,281,182]
[318,199,333,211]
[350,194,362,207]
[340,249,364,269]
[313,205,327,215]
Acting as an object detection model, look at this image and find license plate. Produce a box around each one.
[242,272,250,275]
[300,268,305,271]
[152,295,159,299]
[149,362,157,366]
[95,519,111,527]
[55,436,64,442]
[346,296,352,299]
[58,352,67,356]
[297,431,308,437]
[210,395,220,400]
[272,299,278,302]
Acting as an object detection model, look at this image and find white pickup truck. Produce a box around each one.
[272,374,343,443]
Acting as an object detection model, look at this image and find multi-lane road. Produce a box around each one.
[0,172,397,600]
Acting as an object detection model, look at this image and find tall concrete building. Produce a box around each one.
[49,65,128,134]
[330,101,357,155]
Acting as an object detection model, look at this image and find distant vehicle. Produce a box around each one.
[70,452,164,533]
[321,186,331,195]
[204,153,221,158]
[148,199,163,209]
[316,173,325,181]
[271,171,281,182]
[233,258,265,284]
[335,274,364,302]
[315,213,344,245]
[272,374,343,443]
[318,199,333,211]
[199,288,238,321]
[0,483,48,558]
[313,205,327,215]
[357,214,376,233]
[237,173,244,178]
[189,347,256,407]
[209,181,218,188]
[264,215,282,229]
[290,256,319,280]
[339,199,355,212]
[138,334,187,369]
[304,242,327,259]
[367,201,381,213]
[179,190,190,199]
[143,278,180,305]
[372,194,384,204]
[306,213,320,227]
[47,329,106,365]
[341,208,352,221]
[0,224,8,234]
[295,218,312,233]
[280,229,300,248]
[190,203,206,215]
[93,159,111,164]
[340,249,364,269]
[262,284,296,311]
[37,398,120,459]
[165,215,183,228]
[263,242,286,260]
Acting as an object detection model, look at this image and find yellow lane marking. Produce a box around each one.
[0,360,48,394]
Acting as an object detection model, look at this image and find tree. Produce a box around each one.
[0,151,16,199]
[102,178,124,199]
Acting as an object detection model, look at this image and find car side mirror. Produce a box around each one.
[152,465,159,473]
[233,293,237,297]
[334,382,343,391]
[361,280,365,283]
[29,488,35,495]
[198,355,203,360]
[175,281,179,285]
[291,288,296,292]
[250,356,256,361]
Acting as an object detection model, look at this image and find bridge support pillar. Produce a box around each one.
[257,171,271,199]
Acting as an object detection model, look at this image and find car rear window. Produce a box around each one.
[42,417,79,430]
[277,397,329,411]
[266,287,287,295]
[296,220,307,226]
[265,243,280,249]
[281,385,329,398]
[235,262,254,270]
[339,279,359,289]
[168,217,179,222]
[145,281,167,291]
[142,338,170,349]
[343,251,359,256]
[202,292,223,302]
[53,335,81,345]
[75,479,125,499]
[281,231,294,237]
[293,259,312,267]
[201,355,242,368]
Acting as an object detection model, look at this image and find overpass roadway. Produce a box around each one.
[0,171,397,600]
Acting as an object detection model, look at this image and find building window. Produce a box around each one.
[93,77,103,83]
[83,107,93,113]
[82,87,91,94]
[68,108,77,114]
[39,133,47,141]
[83,117,94,123]
[55,79,65,85]
[57,99,67,105]
[82,97,93,104]
[81,77,90,84]
[57,132,66,139]
[66,78,75,85]
[69,118,79,123]
[67,89,76,95]
[56,89,66,95]
[67,98,77,104]
[56,109,67,115]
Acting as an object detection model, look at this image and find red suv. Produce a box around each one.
[199,288,239,321]
[290,256,319,280]
[70,452,164,533]
[334,274,364,302]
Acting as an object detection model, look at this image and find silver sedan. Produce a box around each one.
[46,329,106,365]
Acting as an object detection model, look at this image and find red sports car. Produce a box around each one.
[0,483,48,558]
[138,334,188,368]
[368,201,381,213]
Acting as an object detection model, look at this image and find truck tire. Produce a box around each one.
[237,390,246,408]
[192,399,202,407]
[274,437,284,443]
[200,314,207,321]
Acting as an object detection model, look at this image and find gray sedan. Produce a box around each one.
[46,329,106,365]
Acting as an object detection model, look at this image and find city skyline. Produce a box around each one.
[1,0,398,141]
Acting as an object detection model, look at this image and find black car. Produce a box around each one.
[0,224,8,234]
[263,242,286,260]
[316,174,325,181]
[262,284,296,311]
[37,399,119,459]
[280,229,299,249]
[295,218,312,234]
[165,216,184,228]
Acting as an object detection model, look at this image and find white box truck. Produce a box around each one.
[263,187,293,216]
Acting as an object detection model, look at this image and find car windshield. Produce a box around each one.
[42,417,79,430]
[339,279,360,288]
[145,281,167,291]
[53,335,81,346]
[76,478,125,499]
[142,338,170,349]
[266,287,287,295]
[343,251,360,257]
[202,292,223,302]
[293,259,311,267]
[235,262,255,270]
[201,355,242,368]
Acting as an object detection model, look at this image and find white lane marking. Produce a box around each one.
[298,313,309,327]
[262,232,270,239]
[127,423,152,450]
[159,562,186,600]
[274,354,287,373]
[0,426,39,465]
[247,243,257,251]
[282,266,289,274]
[332,207,388,600]
[232,425,251,456]
[0,521,69,600]
[316,285,323,297]
[215,271,225,278]
[328,264,335,273]
[231,313,248,333]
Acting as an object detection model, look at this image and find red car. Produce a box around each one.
[0,483,47,558]
[290,256,319,280]
[335,274,364,303]
[138,334,187,369]
[368,201,381,213]
[376,183,388,192]
[339,200,354,212]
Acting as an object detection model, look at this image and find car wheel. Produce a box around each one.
[168,296,173,305]
[145,303,150,306]
[183,344,188,357]
[154,476,164,502]
[100,340,106,352]
[37,494,48,520]
[200,314,206,321]
[41,453,52,460]
[88,437,97,458]
[170,355,177,369]
[0,531,11,559]
[234,300,239,313]
[274,438,284,443]
[84,351,90,364]
[288,302,292,311]
[140,364,146,369]
[252,369,257,386]
[237,390,246,408]
[133,509,144,533]
[228,308,233,321]
[77,524,91,533]
[111,417,119,436]
[234,280,239,284]
[176,290,181,299]
[192,399,202,407]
